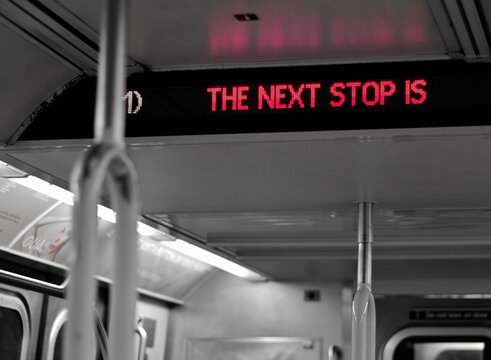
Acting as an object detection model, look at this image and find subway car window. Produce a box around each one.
[186,338,323,360]
[0,307,23,360]
[393,337,490,360]
[414,342,484,360]
[52,325,64,360]
[381,325,491,360]
[0,293,30,360]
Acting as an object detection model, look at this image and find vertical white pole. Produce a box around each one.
[94,0,128,148]
[106,166,139,360]
[351,202,376,360]
[65,1,139,360]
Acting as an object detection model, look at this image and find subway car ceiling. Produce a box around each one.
[1,0,491,289]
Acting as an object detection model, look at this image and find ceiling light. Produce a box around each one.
[0,161,27,178]
[11,176,74,205]
[96,204,116,223]
[137,222,175,242]
[164,239,266,281]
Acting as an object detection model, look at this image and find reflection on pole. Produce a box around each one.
[352,202,376,360]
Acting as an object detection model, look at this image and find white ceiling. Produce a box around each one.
[60,0,449,68]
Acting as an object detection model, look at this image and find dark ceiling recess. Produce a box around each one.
[234,13,259,21]
[304,290,321,302]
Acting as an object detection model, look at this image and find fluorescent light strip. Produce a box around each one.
[11,176,74,205]
[96,204,116,223]
[9,175,265,280]
[164,239,266,281]
[11,176,117,224]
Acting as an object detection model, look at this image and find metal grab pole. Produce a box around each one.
[64,1,140,360]
[351,202,376,360]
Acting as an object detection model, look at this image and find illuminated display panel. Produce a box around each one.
[19,61,491,140]
[205,80,425,111]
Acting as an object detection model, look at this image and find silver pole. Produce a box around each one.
[351,202,376,360]
[65,1,140,360]
[94,0,127,147]
[357,202,373,285]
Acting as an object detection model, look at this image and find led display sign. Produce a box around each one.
[203,79,427,112]
[18,61,491,140]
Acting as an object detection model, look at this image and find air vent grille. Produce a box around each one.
[428,0,491,59]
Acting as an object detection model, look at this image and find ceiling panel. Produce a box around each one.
[59,0,447,68]
[6,128,491,281]
[8,130,491,214]
[0,20,78,144]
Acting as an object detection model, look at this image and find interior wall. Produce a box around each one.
[165,271,345,360]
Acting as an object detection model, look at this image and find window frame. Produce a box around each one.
[382,327,491,360]
[0,291,31,360]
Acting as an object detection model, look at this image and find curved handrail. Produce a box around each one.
[328,345,343,360]
[47,308,109,360]
[64,1,140,360]
[135,318,148,360]
[0,268,68,297]
[65,143,140,360]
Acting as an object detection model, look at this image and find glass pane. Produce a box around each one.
[414,342,484,360]
[0,308,23,360]
[187,338,323,360]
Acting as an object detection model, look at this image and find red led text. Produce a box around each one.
[207,86,249,111]
[258,83,321,110]
[330,80,399,107]
[206,79,427,112]
[405,79,427,104]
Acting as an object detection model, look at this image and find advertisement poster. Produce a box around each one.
[97,224,213,299]
[9,201,72,262]
[135,236,212,299]
[0,177,213,300]
[0,178,58,247]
